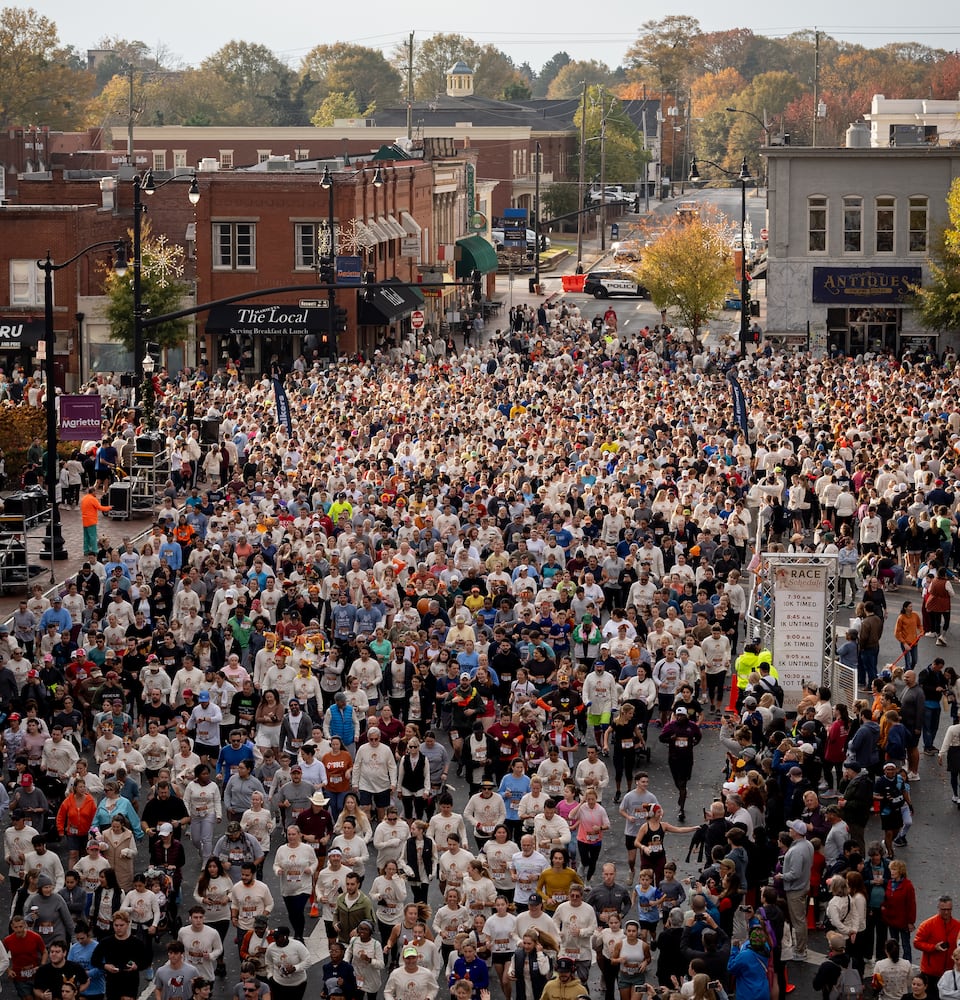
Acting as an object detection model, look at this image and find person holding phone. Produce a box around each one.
[90,910,153,1000]
[913,896,960,993]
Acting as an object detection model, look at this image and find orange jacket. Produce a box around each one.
[57,791,97,837]
[80,492,111,527]
[894,611,923,648]
[913,914,960,977]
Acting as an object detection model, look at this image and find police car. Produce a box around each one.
[582,269,648,299]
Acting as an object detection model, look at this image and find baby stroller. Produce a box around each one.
[145,867,181,939]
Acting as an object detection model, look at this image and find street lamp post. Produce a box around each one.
[725,106,772,190]
[37,241,123,577]
[128,170,200,404]
[319,166,338,361]
[689,154,753,359]
[533,141,542,293]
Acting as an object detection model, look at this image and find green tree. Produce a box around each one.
[105,226,191,352]
[532,51,571,97]
[195,40,293,125]
[635,219,733,335]
[0,7,92,128]
[573,85,649,186]
[299,43,401,112]
[310,91,374,127]
[912,178,960,332]
[540,183,580,228]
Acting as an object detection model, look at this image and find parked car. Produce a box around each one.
[588,186,634,205]
[491,228,550,252]
[582,269,648,299]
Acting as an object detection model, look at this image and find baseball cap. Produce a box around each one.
[556,958,575,972]
[787,819,807,835]
[675,706,688,716]
[158,822,174,836]
[528,893,543,906]
[198,691,210,702]
[227,821,241,833]
[401,946,419,959]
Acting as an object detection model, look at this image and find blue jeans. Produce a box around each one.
[900,643,918,670]
[889,925,912,964]
[859,648,879,687]
[923,702,942,752]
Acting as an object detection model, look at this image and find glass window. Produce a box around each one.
[909,196,928,252]
[843,196,862,253]
[808,196,827,253]
[875,197,895,253]
[173,151,187,169]
[257,150,271,164]
[295,223,317,270]
[152,150,166,171]
[219,150,234,169]
[212,223,256,269]
[9,259,45,305]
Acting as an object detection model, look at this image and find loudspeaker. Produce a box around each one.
[3,492,37,518]
[109,481,132,516]
[136,435,163,454]
[200,418,221,445]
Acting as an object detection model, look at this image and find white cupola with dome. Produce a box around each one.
[446,61,475,97]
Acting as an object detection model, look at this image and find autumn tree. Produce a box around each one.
[299,43,401,113]
[625,16,704,93]
[690,68,746,119]
[194,41,297,125]
[402,33,525,100]
[911,178,960,333]
[0,7,92,128]
[547,60,617,99]
[636,218,733,336]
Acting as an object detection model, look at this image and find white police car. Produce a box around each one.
[582,269,647,299]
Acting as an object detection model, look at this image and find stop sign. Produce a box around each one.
[410,309,425,330]
[759,227,769,241]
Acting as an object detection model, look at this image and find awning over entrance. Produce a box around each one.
[358,278,424,326]
[455,235,499,278]
[205,304,328,336]
[0,317,44,351]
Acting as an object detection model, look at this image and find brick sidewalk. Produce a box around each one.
[0,499,155,621]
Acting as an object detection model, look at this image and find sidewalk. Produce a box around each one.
[0,496,155,622]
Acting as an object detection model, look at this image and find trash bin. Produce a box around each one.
[528,277,537,293]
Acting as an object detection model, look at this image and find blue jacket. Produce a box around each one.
[728,943,771,1000]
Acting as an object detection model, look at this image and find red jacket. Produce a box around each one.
[881,877,917,930]
[913,913,960,977]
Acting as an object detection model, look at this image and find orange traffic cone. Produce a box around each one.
[308,895,320,918]
[727,677,740,712]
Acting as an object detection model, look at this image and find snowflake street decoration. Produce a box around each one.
[142,234,186,288]
[337,217,377,254]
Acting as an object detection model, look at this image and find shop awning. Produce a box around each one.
[365,218,390,243]
[455,234,499,278]
[358,277,424,326]
[0,317,44,350]
[401,211,421,236]
[205,304,328,336]
[385,214,407,239]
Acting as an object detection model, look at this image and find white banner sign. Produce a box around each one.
[773,563,828,710]
[401,236,421,259]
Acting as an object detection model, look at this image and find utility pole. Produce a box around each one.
[406,32,414,142]
[599,86,608,252]
[575,80,587,270]
[127,63,135,165]
[533,141,542,292]
[641,84,650,213]
[812,29,820,147]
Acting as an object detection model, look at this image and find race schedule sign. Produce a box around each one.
[773,563,829,710]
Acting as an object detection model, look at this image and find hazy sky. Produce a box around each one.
[40,0,960,74]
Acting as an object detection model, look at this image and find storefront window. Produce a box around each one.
[875,196,894,253]
[843,196,862,253]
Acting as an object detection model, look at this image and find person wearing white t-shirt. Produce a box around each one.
[273,826,318,942]
[384,946,439,1000]
[177,906,224,979]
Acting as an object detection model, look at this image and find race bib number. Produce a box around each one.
[621,740,633,749]
[675,738,688,749]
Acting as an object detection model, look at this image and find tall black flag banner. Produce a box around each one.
[273,377,293,435]
[727,371,750,442]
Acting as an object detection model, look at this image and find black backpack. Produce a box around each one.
[758,674,785,707]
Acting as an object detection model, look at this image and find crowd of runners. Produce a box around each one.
[2,311,960,1000]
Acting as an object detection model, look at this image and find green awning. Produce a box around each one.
[456,235,499,278]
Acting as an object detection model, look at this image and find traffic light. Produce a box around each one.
[333,306,348,334]
[318,261,334,285]
[471,268,482,303]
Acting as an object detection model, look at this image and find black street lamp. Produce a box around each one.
[689,154,753,358]
[319,165,339,361]
[37,240,123,576]
[725,107,773,190]
[126,170,200,409]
